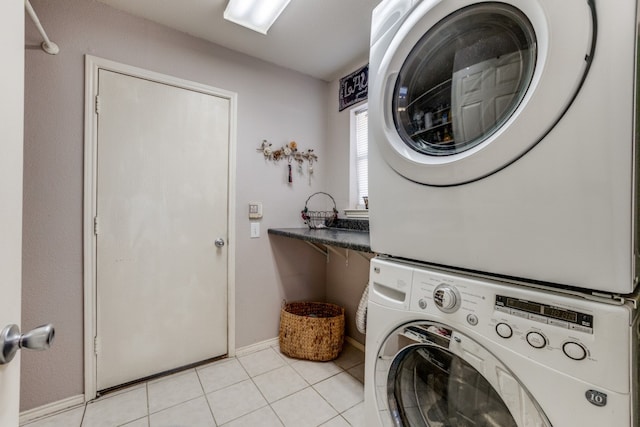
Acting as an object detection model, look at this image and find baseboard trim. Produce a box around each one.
[234,337,280,357]
[235,335,365,358]
[19,394,85,425]
[345,336,365,352]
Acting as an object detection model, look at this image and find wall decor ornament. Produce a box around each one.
[257,140,318,184]
[339,64,368,111]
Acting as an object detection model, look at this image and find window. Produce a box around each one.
[352,105,368,208]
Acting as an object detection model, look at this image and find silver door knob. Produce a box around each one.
[215,238,225,248]
[0,323,55,365]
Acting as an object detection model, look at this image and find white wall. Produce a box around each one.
[22,0,328,411]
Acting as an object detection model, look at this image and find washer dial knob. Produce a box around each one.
[563,341,587,361]
[433,284,461,313]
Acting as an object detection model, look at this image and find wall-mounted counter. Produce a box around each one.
[268,219,373,257]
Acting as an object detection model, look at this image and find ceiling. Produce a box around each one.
[97,0,380,82]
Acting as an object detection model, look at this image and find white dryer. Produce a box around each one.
[368,0,640,293]
[364,257,639,426]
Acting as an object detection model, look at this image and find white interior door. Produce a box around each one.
[0,1,24,425]
[95,69,229,391]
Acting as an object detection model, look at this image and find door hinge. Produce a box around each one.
[95,95,101,115]
[93,216,99,235]
[93,336,100,355]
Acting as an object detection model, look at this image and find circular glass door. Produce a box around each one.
[371,0,595,186]
[394,3,535,157]
[375,321,551,426]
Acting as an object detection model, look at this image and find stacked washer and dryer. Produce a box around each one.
[364,0,640,425]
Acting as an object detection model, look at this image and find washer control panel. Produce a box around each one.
[408,267,599,364]
[492,295,595,360]
[375,257,631,393]
[495,295,594,334]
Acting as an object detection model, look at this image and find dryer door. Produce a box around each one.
[374,321,551,426]
[371,0,595,186]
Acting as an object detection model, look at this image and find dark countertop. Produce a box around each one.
[268,220,372,253]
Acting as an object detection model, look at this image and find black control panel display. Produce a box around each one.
[495,295,593,328]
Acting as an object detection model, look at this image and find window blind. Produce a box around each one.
[355,108,368,207]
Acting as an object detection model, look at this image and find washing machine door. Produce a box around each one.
[371,0,595,186]
[375,321,551,426]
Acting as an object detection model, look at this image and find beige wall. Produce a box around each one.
[22,0,328,411]
[325,62,371,346]
[326,249,372,346]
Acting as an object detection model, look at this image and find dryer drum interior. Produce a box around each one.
[393,3,537,157]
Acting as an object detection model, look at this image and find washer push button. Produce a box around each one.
[495,323,513,339]
[466,314,478,326]
[526,331,547,349]
[563,341,587,361]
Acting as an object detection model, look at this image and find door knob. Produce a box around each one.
[215,238,225,248]
[0,323,55,365]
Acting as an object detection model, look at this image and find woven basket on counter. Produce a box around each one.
[279,302,345,361]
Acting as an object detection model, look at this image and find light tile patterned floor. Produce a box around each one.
[22,343,365,427]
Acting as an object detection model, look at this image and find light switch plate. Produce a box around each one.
[250,222,260,238]
[249,202,263,219]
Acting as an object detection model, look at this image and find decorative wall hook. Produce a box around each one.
[257,140,318,166]
[257,140,318,184]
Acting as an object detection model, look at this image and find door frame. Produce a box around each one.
[83,55,237,401]
[0,0,23,425]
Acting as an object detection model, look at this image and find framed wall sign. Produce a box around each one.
[339,64,368,111]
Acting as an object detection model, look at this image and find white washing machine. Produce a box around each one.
[364,257,639,426]
[368,0,640,293]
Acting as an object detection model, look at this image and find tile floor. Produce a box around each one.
[22,342,366,427]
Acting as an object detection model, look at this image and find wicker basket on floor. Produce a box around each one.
[279,302,345,361]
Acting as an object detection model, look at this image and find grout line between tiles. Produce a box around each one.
[193,363,219,426]
[116,415,148,427]
[148,395,205,416]
[220,402,271,426]
[214,355,259,426]
[145,382,150,419]
[211,370,271,425]
[79,404,87,427]
[339,399,364,416]
[242,350,284,425]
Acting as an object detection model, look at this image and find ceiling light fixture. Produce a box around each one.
[223,0,292,35]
